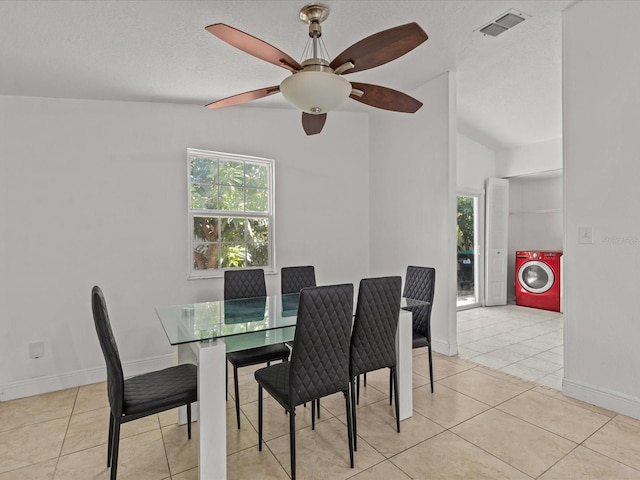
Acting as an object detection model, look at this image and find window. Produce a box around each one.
[188,149,274,278]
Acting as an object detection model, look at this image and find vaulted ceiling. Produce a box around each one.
[0,0,574,150]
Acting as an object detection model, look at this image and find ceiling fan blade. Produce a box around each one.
[205,23,302,73]
[302,113,327,135]
[349,82,423,113]
[330,23,428,74]
[206,86,280,109]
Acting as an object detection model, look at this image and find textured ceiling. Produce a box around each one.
[0,0,575,150]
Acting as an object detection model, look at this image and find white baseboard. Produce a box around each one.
[563,376,640,419]
[433,338,458,356]
[0,353,177,402]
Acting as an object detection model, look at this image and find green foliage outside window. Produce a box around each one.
[457,196,474,252]
[189,151,272,274]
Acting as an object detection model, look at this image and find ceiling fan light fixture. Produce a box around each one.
[280,70,351,114]
[205,9,429,134]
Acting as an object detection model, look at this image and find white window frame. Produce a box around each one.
[187,148,275,279]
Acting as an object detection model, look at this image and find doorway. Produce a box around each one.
[457,192,483,309]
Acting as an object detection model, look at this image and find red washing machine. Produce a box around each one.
[515,251,562,312]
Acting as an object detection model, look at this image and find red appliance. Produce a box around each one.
[515,251,562,312]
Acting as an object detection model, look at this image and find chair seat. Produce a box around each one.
[124,363,197,416]
[227,343,290,367]
[255,361,291,406]
[412,332,429,349]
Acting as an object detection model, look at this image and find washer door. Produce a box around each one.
[518,260,555,294]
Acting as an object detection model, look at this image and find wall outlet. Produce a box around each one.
[29,342,44,359]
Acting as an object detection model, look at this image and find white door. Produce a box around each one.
[485,178,509,306]
[457,191,484,309]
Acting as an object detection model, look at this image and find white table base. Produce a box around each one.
[396,309,413,420]
[178,339,227,480]
[178,308,413,479]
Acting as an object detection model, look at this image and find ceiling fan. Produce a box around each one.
[205,3,428,135]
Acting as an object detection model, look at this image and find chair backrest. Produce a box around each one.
[289,284,354,406]
[403,266,436,338]
[281,265,316,295]
[350,276,402,378]
[224,268,267,300]
[91,286,125,417]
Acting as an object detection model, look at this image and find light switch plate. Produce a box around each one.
[579,226,593,244]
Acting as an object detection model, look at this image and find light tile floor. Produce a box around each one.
[457,304,564,390]
[4,322,640,478]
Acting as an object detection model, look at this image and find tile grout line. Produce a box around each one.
[438,364,562,478]
[158,414,174,479]
[445,428,536,479]
[53,386,80,478]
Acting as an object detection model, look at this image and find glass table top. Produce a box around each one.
[155,293,301,346]
[156,293,429,352]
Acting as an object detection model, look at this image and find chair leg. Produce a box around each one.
[311,399,316,430]
[301,397,317,414]
[389,368,393,405]
[258,385,263,451]
[392,367,400,433]
[345,387,354,467]
[351,377,358,452]
[290,406,297,480]
[356,373,366,405]
[107,411,114,467]
[187,403,192,439]
[233,364,241,429]
[428,344,434,393]
[110,419,121,480]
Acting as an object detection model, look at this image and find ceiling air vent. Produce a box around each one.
[477,9,528,37]
[480,23,508,37]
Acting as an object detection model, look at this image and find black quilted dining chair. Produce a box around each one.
[224,269,291,429]
[281,265,316,294]
[281,265,319,414]
[350,276,402,450]
[254,284,355,480]
[403,265,436,393]
[91,286,197,480]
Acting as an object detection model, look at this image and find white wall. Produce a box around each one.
[563,1,640,417]
[0,95,370,400]
[495,137,562,178]
[369,72,458,355]
[457,133,495,191]
[507,175,563,302]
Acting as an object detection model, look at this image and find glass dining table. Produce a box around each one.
[156,293,420,480]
